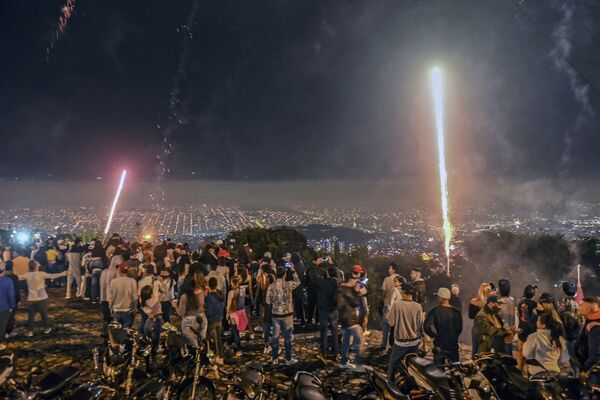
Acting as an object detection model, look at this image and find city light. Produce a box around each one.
[430,66,453,276]
[103,169,127,239]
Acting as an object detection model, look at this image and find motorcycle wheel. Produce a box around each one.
[178,383,216,400]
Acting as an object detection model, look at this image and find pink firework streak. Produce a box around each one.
[104,170,127,239]
[46,0,76,61]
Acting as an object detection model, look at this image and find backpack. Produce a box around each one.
[560,299,583,341]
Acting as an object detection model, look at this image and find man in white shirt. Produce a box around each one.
[381,262,401,351]
[108,263,138,328]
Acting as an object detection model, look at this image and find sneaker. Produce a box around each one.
[248,333,255,340]
[337,363,355,370]
[26,331,34,337]
[272,358,279,365]
[285,358,298,366]
[65,295,71,300]
[5,332,17,339]
[43,328,52,334]
[82,297,90,301]
[254,326,263,332]
[263,345,271,354]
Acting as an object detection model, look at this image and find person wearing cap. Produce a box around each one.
[19,259,67,336]
[351,265,370,335]
[424,287,462,365]
[475,295,515,354]
[386,283,424,382]
[0,261,16,350]
[108,263,138,328]
[338,270,366,371]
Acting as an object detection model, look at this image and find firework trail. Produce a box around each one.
[104,170,127,240]
[551,3,593,173]
[152,0,199,205]
[46,0,76,61]
[430,66,453,275]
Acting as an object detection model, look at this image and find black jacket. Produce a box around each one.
[424,305,463,351]
[316,277,338,313]
[338,285,361,328]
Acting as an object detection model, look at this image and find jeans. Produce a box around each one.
[161,301,172,323]
[306,291,317,324]
[90,269,102,302]
[0,310,10,343]
[231,325,241,349]
[567,339,579,375]
[114,311,133,328]
[381,306,391,347]
[181,314,207,348]
[144,317,162,357]
[139,310,148,334]
[434,348,459,366]
[388,344,419,382]
[341,325,363,365]
[293,289,305,324]
[319,310,339,357]
[207,320,224,358]
[66,264,81,297]
[6,307,17,335]
[27,299,49,331]
[271,316,294,361]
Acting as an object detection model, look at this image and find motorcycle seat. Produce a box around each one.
[408,356,449,384]
[37,365,80,399]
[295,373,327,400]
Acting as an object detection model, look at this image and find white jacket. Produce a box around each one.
[522,329,569,374]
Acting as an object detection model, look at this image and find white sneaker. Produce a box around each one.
[5,332,17,339]
[43,328,52,334]
[26,331,34,337]
[285,358,298,366]
[263,345,271,354]
[65,295,71,300]
[249,333,255,340]
[254,326,263,332]
[82,297,90,301]
[272,358,279,365]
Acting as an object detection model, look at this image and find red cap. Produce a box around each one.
[351,265,363,274]
[218,249,231,258]
[118,263,129,273]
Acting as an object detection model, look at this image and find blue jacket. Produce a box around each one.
[577,311,600,371]
[0,276,16,311]
[205,291,225,323]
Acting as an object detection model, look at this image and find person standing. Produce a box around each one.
[469,283,493,360]
[316,266,339,360]
[108,263,138,328]
[576,297,600,374]
[424,287,462,365]
[449,284,462,313]
[177,279,207,348]
[20,260,67,336]
[140,285,162,359]
[4,263,20,340]
[255,263,275,354]
[410,268,427,309]
[205,277,225,364]
[338,271,365,371]
[158,267,175,323]
[517,284,538,369]
[266,266,300,365]
[387,283,424,382]
[305,256,328,325]
[65,239,85,299]
[559,281,583,374]
[227,276,247,356]
[498,278,516,355]
[0,262,16,350]
[381,263,400,351]
[475,295,515,354]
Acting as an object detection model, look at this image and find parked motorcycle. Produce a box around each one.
[0,352,83,400]
[219,364,272,400]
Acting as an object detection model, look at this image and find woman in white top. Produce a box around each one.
[523,311,570,376]
[19,260,67,336]
[140,284,162,358]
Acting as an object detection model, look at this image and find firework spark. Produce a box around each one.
[430,66,453,275]
[104,170,127,240]
[46,0,76,61]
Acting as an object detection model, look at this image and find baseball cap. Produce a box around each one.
[118,263,129,273]
[351,265,363,275]
[217,249,231,258]
[486,295,499,304]
[263,251,272,260]
[435,287,451,300]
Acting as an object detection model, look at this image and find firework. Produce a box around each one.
[46,0,76,61]
[430,66,453,275]
[104,170,127,240]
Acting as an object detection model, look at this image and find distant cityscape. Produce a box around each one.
[1,202,600,257]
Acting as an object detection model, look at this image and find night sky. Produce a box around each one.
[1,0,599,181]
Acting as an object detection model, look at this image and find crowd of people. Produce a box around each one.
[0,233,599,384]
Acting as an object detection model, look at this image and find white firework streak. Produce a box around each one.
[153,0,200,205]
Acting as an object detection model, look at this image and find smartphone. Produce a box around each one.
[283,262,292,268]
[322,256,329,261]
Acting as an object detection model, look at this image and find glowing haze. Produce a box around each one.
[430,66,453,275]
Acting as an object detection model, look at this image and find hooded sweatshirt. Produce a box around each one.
[523,329,569,374]
[387,298,424,347]
[577,310,600,370]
